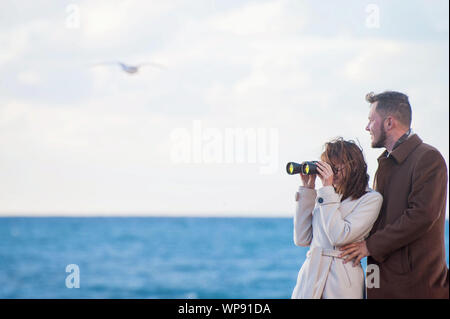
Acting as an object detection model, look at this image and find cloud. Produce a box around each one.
[211,0,308,36]
[0,0,448,217]
[0,25,29,67]
[16,71,42,86]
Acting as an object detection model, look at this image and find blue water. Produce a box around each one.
[0,217,448,299]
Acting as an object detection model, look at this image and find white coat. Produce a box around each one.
[291,185,382,299]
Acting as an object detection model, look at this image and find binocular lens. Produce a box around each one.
[286,161,318,175]
[288,163,294,174]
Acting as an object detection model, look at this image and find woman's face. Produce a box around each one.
[330,161,346,188]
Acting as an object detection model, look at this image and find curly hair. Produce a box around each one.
[320,137,369,201]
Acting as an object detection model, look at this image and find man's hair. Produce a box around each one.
[365,91,412,128]
[320,137,369,202]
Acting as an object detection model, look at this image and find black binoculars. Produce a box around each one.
[286,161,319,175]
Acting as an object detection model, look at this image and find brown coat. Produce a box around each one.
[366,134,449,299]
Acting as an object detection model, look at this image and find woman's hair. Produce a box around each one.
[320,137,369,201]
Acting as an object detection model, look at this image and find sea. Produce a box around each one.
[0,217,448,299]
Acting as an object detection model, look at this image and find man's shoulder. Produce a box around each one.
[412,139,446,167]
[418,139,439,151]
[415,141,443,156]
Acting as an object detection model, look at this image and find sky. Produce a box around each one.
[0,0,448,217]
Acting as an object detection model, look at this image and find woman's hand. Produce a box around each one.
[300,172,316,189]
[316,161,334,187]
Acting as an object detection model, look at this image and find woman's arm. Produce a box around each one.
[293,186,317,246]
[316,186,383,247]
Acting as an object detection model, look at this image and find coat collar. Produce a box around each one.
[377,133,422,164]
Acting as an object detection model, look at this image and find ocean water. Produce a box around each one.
[0,217,448,299]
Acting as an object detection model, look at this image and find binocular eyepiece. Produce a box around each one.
[286,161,319,175]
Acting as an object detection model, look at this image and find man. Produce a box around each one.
[339,91,449,298]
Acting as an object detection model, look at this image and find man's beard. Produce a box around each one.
[371,125,387,148]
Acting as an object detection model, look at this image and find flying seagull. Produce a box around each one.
[90,61,167,74]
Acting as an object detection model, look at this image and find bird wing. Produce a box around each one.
[88,61,124,68]
[136,62,167,70]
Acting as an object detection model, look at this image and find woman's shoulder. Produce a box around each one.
[360,188,383,202]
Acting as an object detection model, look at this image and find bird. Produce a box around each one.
[89,61,167,74]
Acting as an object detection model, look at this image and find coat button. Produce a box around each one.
[318,197,323,203]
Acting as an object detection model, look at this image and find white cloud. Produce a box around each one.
[77,0,181,50]
[0,0,448,217]
[0,26,29,66]
[211,0,308,36]
[16,71,42,85]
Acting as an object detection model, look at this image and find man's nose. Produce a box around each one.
[365,124,370,131]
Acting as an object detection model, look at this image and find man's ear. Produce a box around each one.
[384,116,395,131]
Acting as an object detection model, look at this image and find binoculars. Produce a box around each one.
[286,161,319,175]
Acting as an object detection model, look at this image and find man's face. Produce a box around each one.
[366,102,387,148]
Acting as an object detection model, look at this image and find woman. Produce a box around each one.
[291,138,382,299]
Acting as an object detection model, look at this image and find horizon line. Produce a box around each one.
[0,216,293,218]
[1,211,448,219]
[0,211,293,218]
[1,214,449,220]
